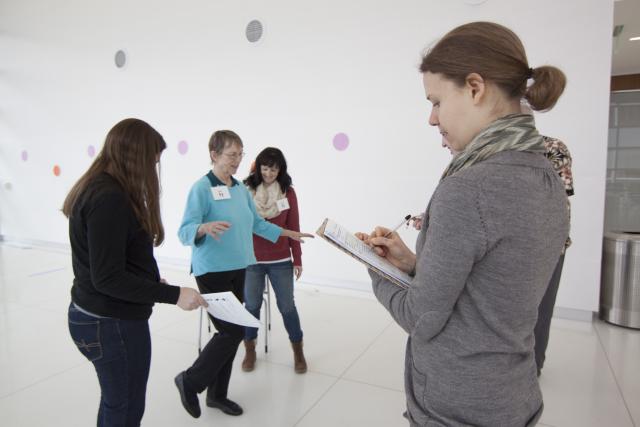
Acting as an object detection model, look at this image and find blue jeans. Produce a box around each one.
[244,261,303,343]
[68,302,151,427]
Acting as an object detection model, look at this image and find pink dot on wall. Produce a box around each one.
[178,140,189,155]
[333,133,349,151]
[53,165,61,176]
[21,150,28,161]
[88,145,96,158]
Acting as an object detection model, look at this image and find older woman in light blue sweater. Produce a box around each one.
[174,130,312,420]
[358,22,569,426]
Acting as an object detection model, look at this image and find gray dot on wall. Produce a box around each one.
[246,20,263,43]
[114,50,127,68]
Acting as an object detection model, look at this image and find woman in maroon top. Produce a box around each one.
[242,147,307,373]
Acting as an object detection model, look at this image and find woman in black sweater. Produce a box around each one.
[62,118,206,427]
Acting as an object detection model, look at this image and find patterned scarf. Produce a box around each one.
[441,113,545,180]
[252,183,284,219]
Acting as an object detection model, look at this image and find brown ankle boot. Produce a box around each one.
[241,340,256,372]
[291,341,307,374]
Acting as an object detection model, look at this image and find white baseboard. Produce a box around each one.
[553,306,595,322]
[0,235,71,253]
[155,256,190,270]
[0,234,596,321]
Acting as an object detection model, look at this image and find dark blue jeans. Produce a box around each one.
[68,302,151,427]
[244,261,303,343]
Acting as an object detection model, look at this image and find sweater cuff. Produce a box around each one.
[157,285,181,305]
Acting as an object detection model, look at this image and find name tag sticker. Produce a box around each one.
[211,186,231,200]
[276,197,290,211]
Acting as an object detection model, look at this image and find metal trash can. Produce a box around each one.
[600,231,640,329]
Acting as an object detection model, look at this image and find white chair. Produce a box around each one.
[262,277,272,353]
[197,276,273,354]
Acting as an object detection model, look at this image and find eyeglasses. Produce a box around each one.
[222,152,245,160]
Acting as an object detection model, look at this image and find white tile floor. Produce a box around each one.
[0,243,638,427]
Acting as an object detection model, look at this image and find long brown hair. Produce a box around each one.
[62,118,167,245]
[420,22,566,111]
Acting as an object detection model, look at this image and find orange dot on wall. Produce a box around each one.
[53,165,61,176]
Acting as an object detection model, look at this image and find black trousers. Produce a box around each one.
[184,269,246,398]
[534,254,565,370]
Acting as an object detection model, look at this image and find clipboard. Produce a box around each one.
[316,218,411,289]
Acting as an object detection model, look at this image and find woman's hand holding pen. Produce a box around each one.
[355,226,417,274]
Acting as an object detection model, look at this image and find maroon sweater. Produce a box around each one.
[252,187,302,266]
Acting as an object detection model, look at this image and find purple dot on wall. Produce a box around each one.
[178,140,189,155]
[333,133,349,151]
[21,150,28,162]
[88,145,96,158]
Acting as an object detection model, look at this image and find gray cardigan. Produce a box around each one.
[370,151,569,426]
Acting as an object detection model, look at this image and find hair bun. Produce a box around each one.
[525,66,566,111]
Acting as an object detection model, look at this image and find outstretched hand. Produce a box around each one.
[198,221,231,240]
[282,229,315,243]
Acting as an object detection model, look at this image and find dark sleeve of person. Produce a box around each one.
[85,191,181,305]
[286,188,302,266]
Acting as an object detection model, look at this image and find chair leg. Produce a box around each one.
[198,307,203,354]
[263,276,273,353]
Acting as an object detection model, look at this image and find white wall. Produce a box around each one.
[0,0,614,313]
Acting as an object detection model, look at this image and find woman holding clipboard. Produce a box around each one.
[356,22,569,426]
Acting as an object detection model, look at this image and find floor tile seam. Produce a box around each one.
[337,376,404,394]
[0,274,50,282]
[290,374,402,426]
[0,300,65,316]
[181,330,343,378]
[0,243,71,256]
[245,357,341,379]
[0,361,87,400]
[335,320,395,380]
[288,318,395,425]
[291,376,342,427]
[27,267,68,277]
[593,321,637,427]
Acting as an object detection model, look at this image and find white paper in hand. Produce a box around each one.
[201,292,261,327]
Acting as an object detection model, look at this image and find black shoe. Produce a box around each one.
[174,372,201,418]
[206,396,244,416]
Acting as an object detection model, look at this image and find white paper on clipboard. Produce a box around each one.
[317,218,412,289]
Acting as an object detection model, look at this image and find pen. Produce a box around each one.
[384,214,412,238]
